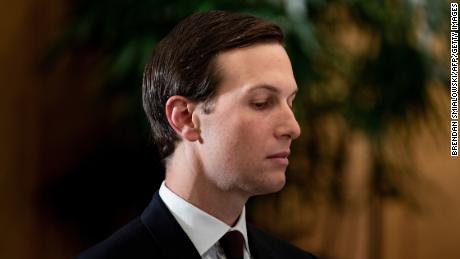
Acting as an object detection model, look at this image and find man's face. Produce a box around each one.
[196,43,301,196]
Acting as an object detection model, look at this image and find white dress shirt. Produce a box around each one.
[159,181,251,259]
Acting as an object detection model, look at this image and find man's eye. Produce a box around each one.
[252,101,269,109]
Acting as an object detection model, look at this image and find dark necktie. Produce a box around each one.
[219,230,245,259]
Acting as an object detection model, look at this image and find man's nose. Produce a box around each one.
[275,105,301,140]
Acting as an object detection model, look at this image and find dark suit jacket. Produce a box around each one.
[77,192,317,259]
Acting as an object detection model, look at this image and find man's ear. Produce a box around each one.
[165,96,202,142]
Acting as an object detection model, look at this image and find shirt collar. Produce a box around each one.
[159,181,250,256]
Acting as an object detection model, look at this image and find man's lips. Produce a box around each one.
[266,151,290,166]
[267,151,290,159]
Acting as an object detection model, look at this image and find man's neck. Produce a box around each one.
[164,149,248,226]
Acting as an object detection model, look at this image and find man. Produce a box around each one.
[78,10,316,259]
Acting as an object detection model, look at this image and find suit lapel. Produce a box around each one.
[247,225,276,259]
[140,192,201,259]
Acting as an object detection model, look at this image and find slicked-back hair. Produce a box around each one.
[142,10,284,159]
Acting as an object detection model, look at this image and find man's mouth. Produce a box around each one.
[266,151,290,166]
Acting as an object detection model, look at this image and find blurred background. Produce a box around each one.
[1,0,458,258]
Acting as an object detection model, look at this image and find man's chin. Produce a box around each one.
[251,174,286,196]
[269,176,286,193]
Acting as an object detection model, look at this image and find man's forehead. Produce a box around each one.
[216,42,288,66]
[213,43,296,95]
[246,84,298,97]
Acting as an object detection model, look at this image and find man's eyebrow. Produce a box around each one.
[247,84,298,97]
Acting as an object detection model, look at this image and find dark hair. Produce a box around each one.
[142,10,284,159]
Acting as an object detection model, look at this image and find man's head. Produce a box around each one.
[143,10,301,196]
[143,10,285,159]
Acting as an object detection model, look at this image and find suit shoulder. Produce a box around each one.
[76,217,160,259]
[248,224,317,259]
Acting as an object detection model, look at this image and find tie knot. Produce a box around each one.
[219,230,244,259]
